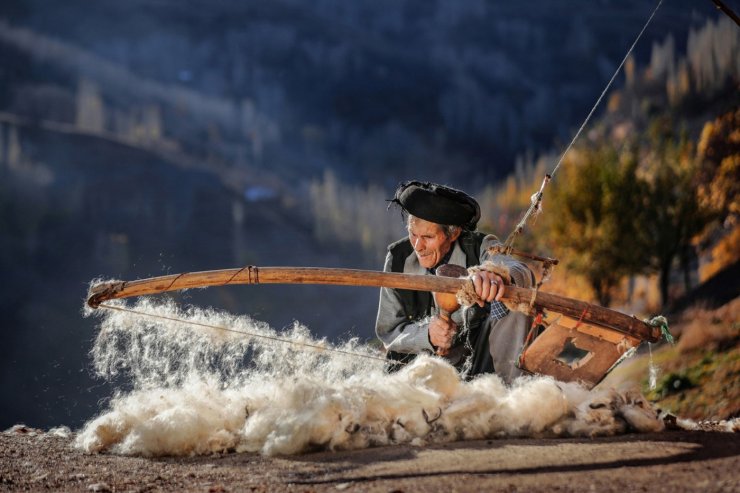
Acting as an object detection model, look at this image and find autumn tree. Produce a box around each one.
[544,142,648,306]
[696,108,739,229]
[694,108,739,279]
[640,120,713,308]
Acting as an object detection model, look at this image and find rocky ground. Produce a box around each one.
[1,425,738,492]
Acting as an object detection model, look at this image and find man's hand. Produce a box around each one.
[428,315,457,354]
[470,271,506,307]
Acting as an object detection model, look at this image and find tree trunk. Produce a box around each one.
[593,278,612,307]
[627,276,635,304]
[681,244,693,294]
[659,259,672,309]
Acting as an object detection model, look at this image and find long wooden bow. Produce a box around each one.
[87,265,661,343]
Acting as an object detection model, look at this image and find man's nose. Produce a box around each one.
[413,238,422,250]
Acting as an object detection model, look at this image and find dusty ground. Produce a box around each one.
[1,428,738,492]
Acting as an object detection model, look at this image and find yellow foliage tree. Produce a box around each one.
[696,108,740,280]
[542,143,649,306]
[697,108,739,229]
[640,126,709,307]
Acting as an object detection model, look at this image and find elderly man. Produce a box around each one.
[375,181,534,383]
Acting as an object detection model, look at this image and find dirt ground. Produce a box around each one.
[1,428,738,493]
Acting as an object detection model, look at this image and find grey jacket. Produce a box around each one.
[375,234,532,358]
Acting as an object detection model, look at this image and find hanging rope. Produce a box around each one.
[503,0,665,251]
[97,302,390,364]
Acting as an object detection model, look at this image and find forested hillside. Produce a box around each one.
[1,0,712,186]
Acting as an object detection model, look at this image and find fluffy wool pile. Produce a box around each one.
[76,299,665,457]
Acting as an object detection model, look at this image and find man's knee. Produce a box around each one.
[488,310,531,383]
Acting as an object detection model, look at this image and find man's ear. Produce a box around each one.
[449,227,462,242]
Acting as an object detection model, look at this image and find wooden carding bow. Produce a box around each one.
[87,265,662,343]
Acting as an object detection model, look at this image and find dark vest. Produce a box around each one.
[388,230,489,324]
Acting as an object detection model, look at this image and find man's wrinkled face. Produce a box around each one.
[407,216,460,269]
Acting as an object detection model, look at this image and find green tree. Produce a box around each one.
[545,142,648,306]
[642,124,713,308]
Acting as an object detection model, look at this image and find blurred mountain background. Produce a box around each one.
[0,0,737,428]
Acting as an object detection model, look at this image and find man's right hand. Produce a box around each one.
[428,315,458,354]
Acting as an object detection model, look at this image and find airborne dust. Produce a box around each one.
[76,298,668,457]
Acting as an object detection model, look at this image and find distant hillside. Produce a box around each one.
[0,0,720,187]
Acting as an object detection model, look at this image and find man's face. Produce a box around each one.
[407,217,460,269]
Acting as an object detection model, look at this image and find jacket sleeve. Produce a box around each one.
[374,251,436,354]
[479,235,535,288]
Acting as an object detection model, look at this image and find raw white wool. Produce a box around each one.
[47,426,72,438]
[77,298,669,456]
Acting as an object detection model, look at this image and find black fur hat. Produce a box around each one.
[390,181,480,231]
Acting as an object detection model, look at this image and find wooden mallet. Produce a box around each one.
[433,264,469,355]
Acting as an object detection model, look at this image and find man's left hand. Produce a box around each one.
[470,271,505,307]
